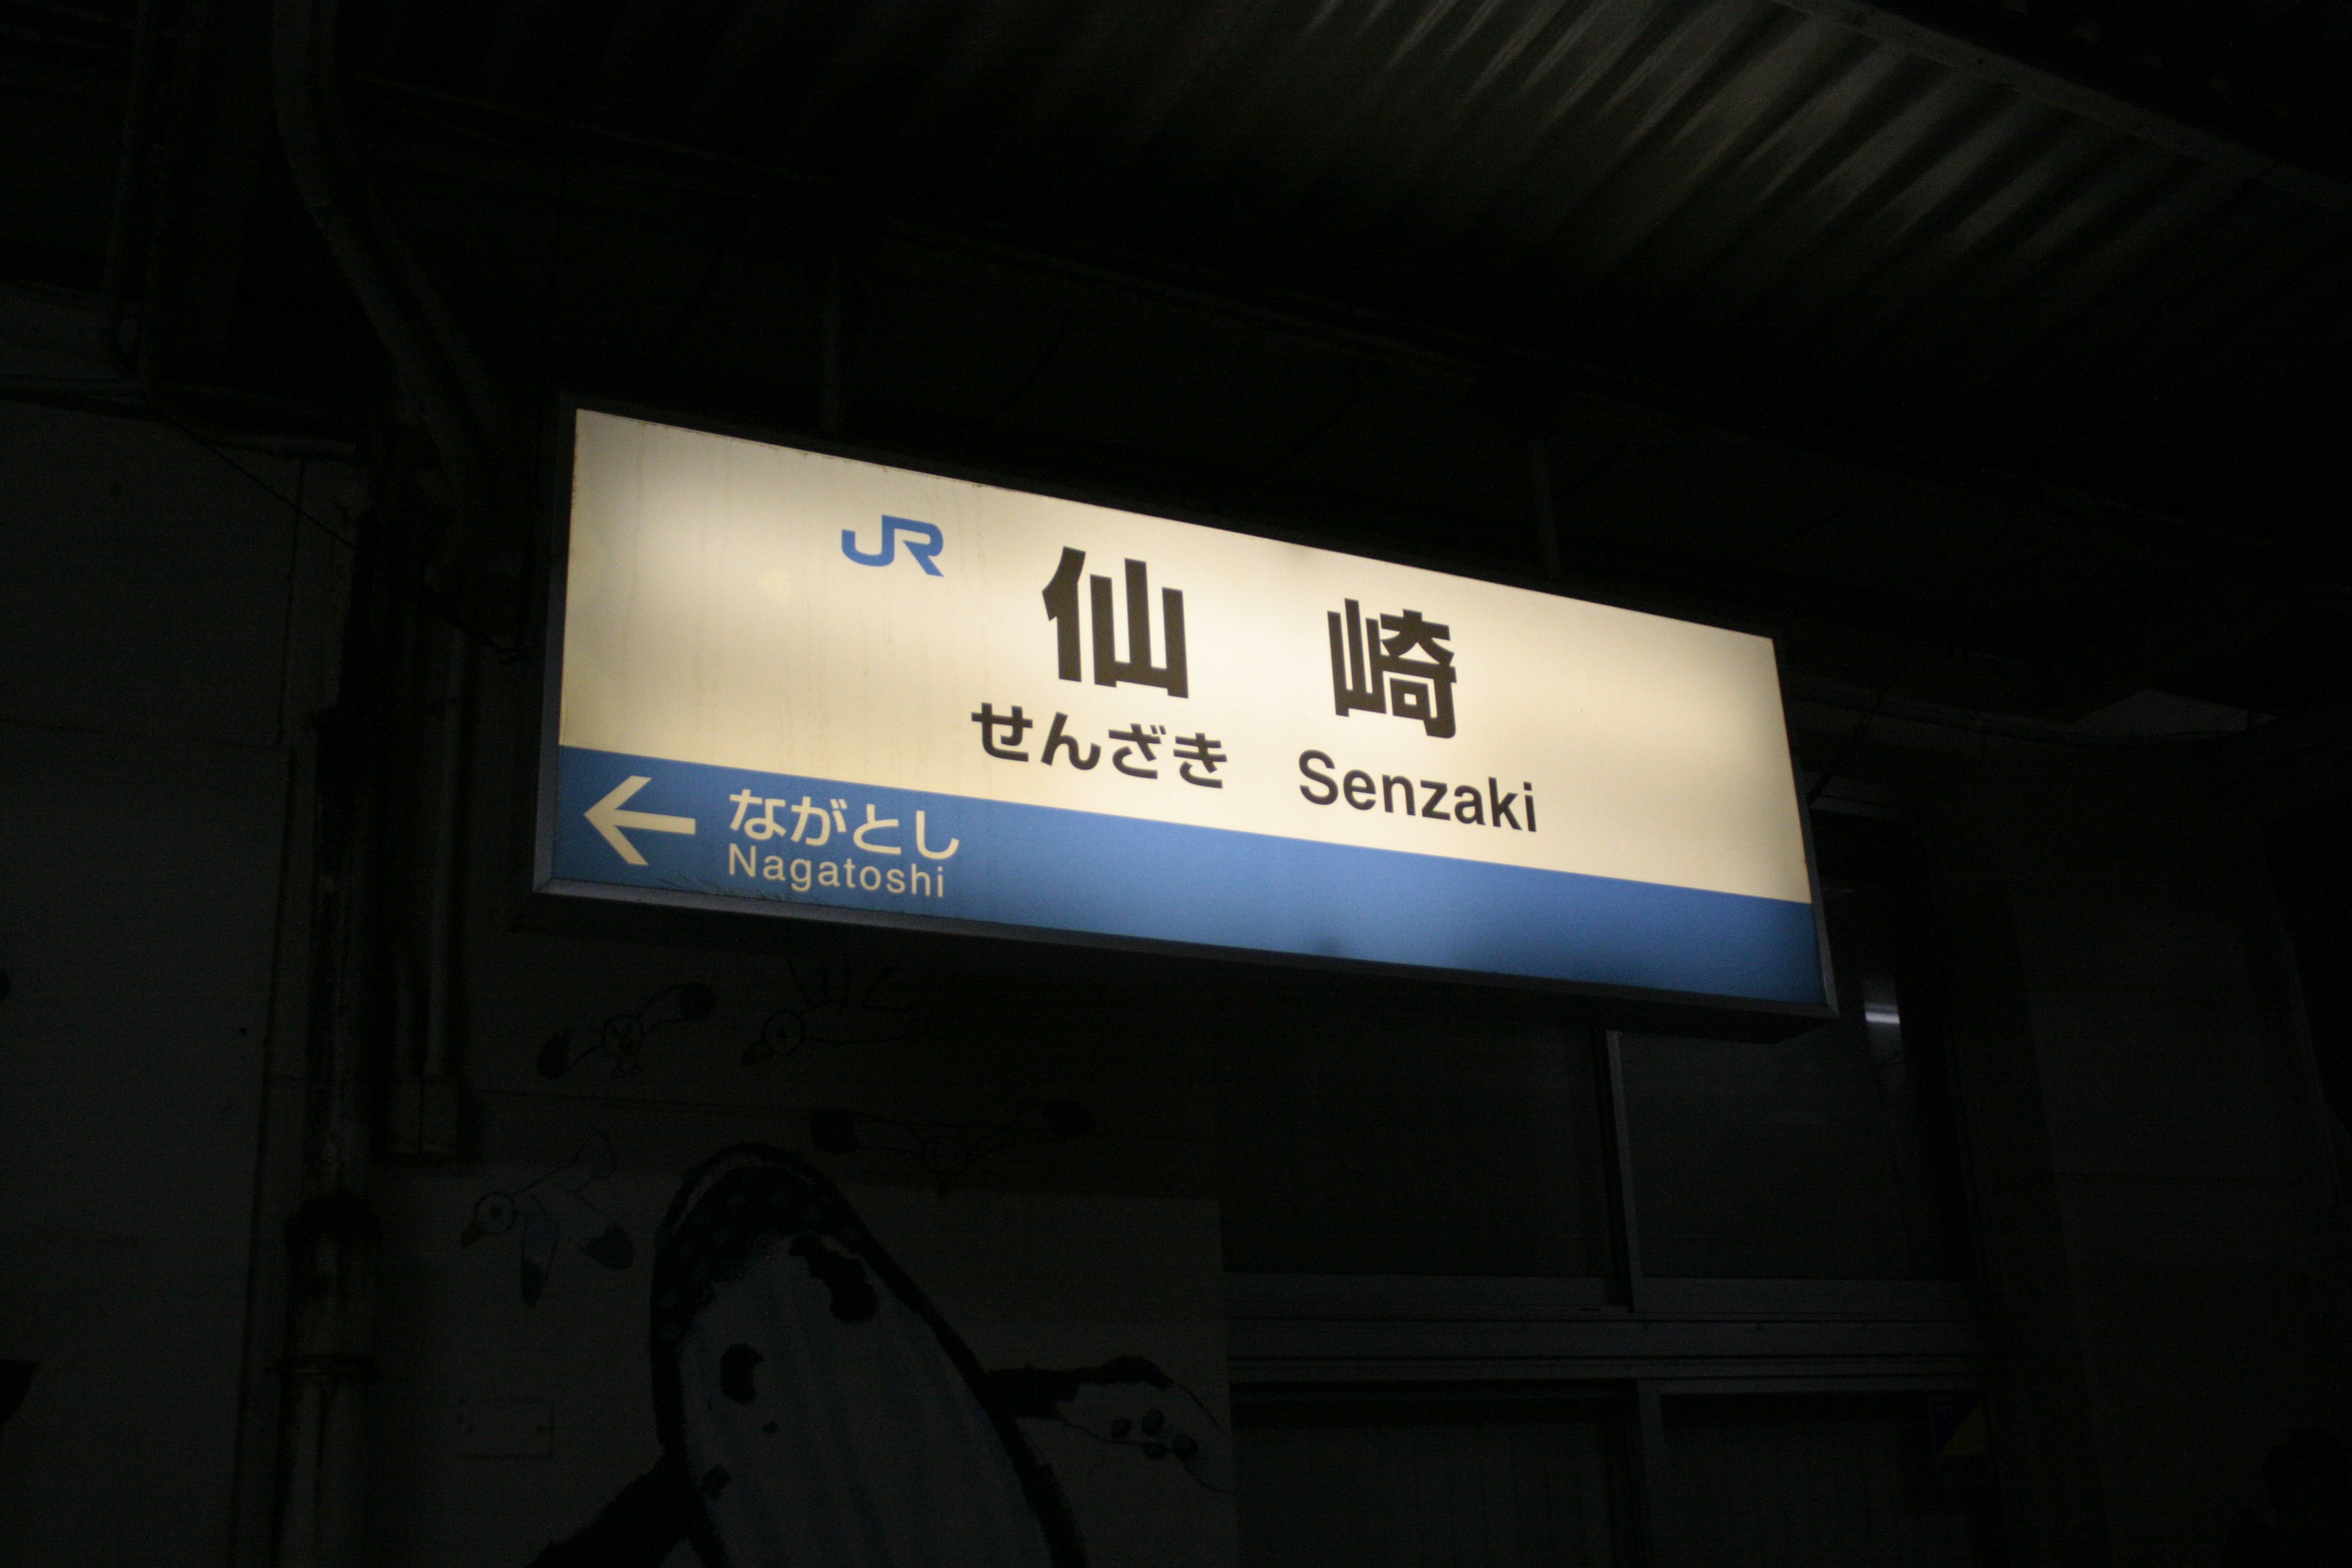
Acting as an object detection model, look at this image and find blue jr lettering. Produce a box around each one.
[842,516,945,576]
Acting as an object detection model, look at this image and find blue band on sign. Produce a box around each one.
[552,745,1823,1005]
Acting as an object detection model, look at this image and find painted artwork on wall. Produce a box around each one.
[462,1133,635,1305]
[523,1146,1229,1568]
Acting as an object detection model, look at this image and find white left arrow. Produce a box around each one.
[585,775,696,865]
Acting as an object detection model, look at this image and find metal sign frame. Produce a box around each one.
[529,397,1837,1031]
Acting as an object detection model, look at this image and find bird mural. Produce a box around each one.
[524,1145,1230,1568]
[742,954,924,1066]
[462,1133,635,1305]
[537,983,718,1080]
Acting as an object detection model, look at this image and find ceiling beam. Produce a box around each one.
[1770,0,2352,214]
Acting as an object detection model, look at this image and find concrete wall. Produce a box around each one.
[0,401,347,1562]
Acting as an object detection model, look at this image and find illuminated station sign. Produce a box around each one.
[537,407,1827,1012]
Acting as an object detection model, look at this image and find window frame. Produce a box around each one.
[1221,804,1999,1566]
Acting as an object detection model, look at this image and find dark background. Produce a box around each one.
[4,0,2351,1562]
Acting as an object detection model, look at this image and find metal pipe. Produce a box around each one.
[262,415,399,1568]
[273,0,502,533]
[99,0,171,348]
[417,624,470,1153]
[271,709,382,1568]
[266,0,510,1511]
[127,0,215,395]
[383,600,431,1157]
[272,1194,378,1568]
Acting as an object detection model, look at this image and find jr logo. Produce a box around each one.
[841,516,944,576]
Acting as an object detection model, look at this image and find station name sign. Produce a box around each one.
[538,408,1825,1010]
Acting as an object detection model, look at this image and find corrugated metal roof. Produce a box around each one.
[344,0,2352,535]
[5,0,2346,722]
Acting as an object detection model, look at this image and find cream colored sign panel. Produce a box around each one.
[548,409,1822,1005]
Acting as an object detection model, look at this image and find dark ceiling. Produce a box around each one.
[4,0,2350,747]
[347,0,2352,524]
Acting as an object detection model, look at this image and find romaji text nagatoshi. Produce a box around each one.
[724,790,957,899]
